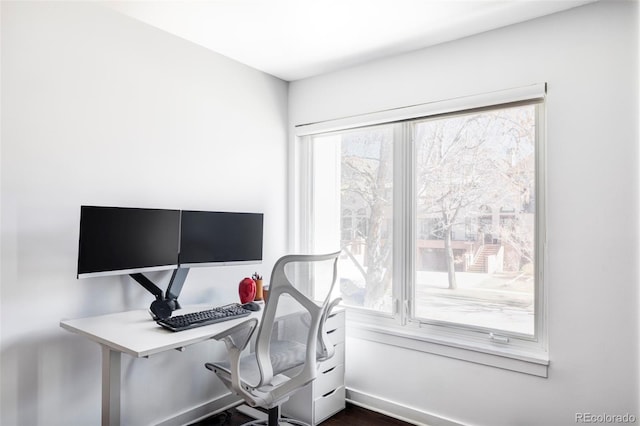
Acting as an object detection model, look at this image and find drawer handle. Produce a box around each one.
[322,366,336,374]
[322,388,338,398]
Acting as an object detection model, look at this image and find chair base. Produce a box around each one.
[240,405,310,426]
[240,420,310,426]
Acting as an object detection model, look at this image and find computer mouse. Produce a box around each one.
[242,301,261,311]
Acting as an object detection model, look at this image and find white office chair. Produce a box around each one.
[205,251,342,426]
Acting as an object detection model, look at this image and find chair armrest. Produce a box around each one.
[211,318,259,399]
[213,318,259,353]
[212,318,258,352]
[317,297,342,361]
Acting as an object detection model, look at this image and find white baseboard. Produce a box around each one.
[155,387,465,426]
[155,392,242,426]
[346,388,466,426]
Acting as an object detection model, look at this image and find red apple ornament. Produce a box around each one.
[239,277,257,304]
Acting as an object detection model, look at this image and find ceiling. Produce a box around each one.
[104,0,597,81]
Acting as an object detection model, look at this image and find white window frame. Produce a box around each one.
[292,84,549,377]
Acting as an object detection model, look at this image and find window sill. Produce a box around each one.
[346,313,549,378]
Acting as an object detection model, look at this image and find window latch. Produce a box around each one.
[489,333,510,343]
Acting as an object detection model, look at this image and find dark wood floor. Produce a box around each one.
[191,403,415,426]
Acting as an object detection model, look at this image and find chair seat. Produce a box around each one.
[206,340,307,388]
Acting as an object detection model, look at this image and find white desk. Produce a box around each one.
[60,305,262,426]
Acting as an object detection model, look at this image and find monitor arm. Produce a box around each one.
[130,268,190,319]
[165,268,190,309]
[130,273,164,300]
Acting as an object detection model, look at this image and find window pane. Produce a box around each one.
[309,126,394,313]
[413,104,536,336]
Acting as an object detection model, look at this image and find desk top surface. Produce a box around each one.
[60,304,264,358]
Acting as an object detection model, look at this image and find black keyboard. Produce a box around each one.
[157,303,252,332]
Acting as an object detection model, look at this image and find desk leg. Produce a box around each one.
[101,345,121,426]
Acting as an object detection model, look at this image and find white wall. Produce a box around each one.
[1,2,288,425]
[290,1,639,425]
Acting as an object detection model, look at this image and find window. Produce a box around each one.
[306,126,395,313]
[413,105,537,336]
[295,85,547,373]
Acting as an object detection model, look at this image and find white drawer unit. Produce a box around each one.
[282,308,345,425]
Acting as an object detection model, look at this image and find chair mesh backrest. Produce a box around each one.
[253,252,340,389]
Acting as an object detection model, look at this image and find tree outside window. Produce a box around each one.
[306,102,539,337]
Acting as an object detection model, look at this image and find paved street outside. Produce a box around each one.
[415,270,534,335]
[338,257,535,335]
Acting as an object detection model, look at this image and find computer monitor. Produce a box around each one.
[77,206,181,278]
[179,210,264,267]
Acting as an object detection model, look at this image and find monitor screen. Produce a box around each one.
[77,206,181,278]
[179,210,263,267]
